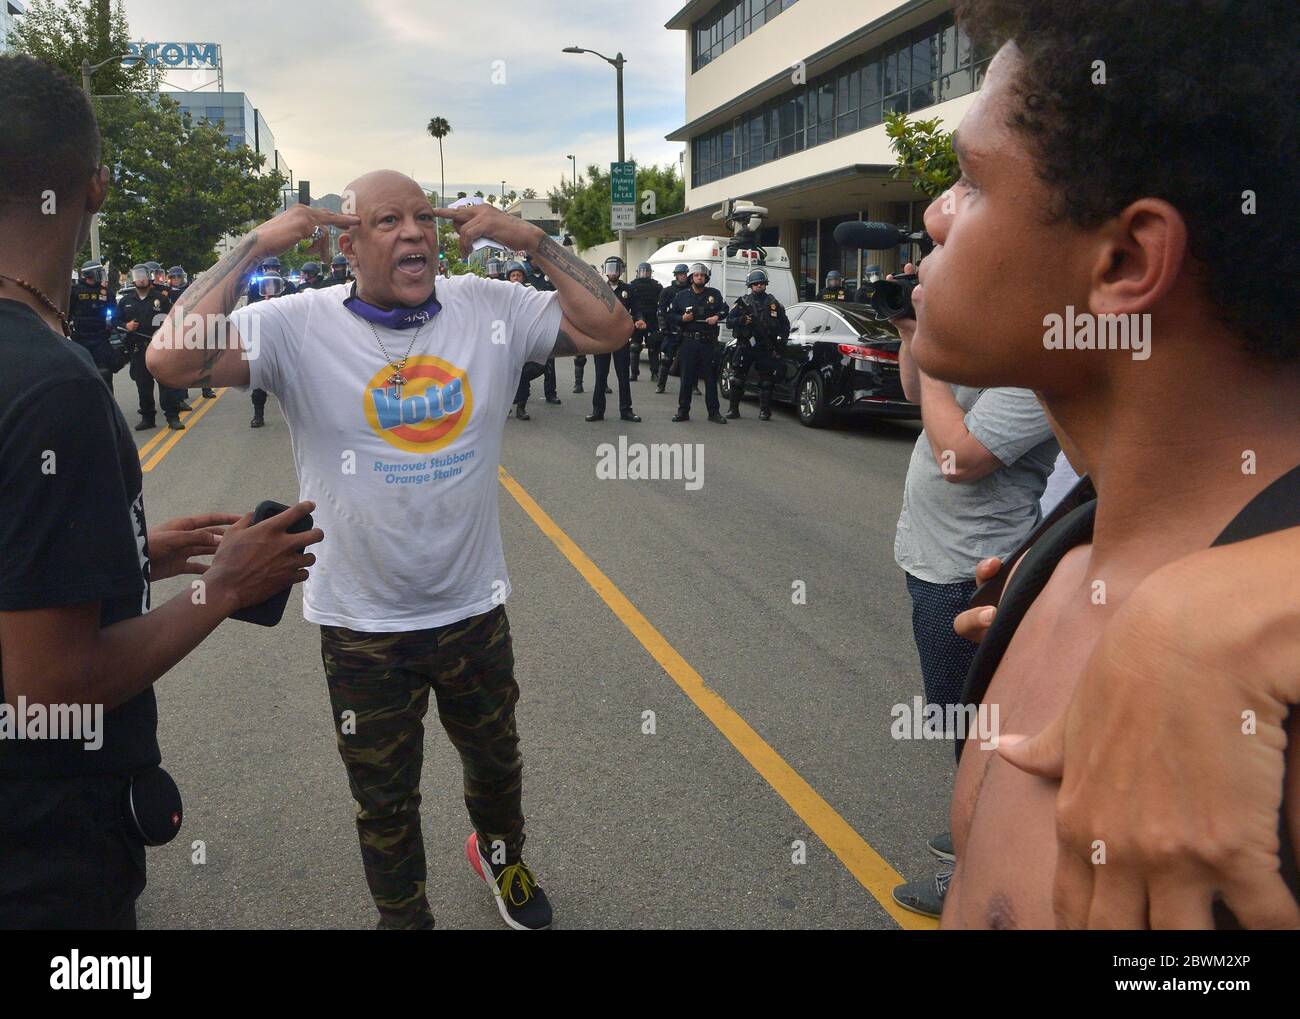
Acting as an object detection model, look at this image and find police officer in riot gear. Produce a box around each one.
[725,268,789,421]
[117,263,183,430]
[485,256,506,282]
[853,264,883,304]
[667,263,727,424]
[507,261,561,418]
[300,261,325,289]
[572,258,618,397]
[247,257,297,428]
[627,262,663,382]
[587,256,640,422]
[68,261,115,389]
[322,252,350,287]
[819,269,849,301]
[655,263,691,393]
[167,265,188,298]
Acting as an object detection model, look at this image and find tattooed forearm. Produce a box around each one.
[535,235,616,314]
[178,231,262,313]
[552,328,580,358]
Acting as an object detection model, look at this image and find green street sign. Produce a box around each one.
[610,161,636,206]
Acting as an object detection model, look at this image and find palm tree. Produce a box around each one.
[426,116,451,210]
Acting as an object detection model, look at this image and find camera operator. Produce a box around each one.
[724,268,789,421]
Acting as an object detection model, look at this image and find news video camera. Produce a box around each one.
[832,221,934,320]
[714,200,769,260]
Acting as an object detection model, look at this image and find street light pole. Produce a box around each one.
[567,154,576,193]
[80,52,133,265]
[563,46,629,268]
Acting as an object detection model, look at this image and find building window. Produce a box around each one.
[692,0,803,73]
[691,10,979,188]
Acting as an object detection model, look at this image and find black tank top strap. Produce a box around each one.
[955,495,1097,763]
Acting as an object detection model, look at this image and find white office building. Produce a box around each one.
[1,1,26,53]
[634,0,989,295]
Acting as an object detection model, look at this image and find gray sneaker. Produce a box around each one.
[892,869,952,919]
[927,831,955,863]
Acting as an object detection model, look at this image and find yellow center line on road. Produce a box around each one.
[140,389,228,473]
[497,464,936,930]
[134,388,225,461]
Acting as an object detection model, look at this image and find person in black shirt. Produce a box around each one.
[0,53,322,930]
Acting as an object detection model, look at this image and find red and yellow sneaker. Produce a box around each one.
[465,832,553,931]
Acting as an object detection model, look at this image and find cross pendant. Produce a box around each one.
[387,371,407,399]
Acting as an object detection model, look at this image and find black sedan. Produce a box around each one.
[718,302,919,427]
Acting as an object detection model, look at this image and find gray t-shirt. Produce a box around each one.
[894,385,1060,584]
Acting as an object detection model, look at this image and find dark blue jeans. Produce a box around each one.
[904,572,979,712]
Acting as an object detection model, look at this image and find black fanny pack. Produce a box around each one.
[122,766,183,846]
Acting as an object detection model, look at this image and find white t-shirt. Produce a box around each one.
[229,275,561,631]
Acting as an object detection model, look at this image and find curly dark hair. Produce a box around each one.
[958,0,1297,359]
[0,54,101,216]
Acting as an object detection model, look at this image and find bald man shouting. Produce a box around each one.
[149,170,632,930]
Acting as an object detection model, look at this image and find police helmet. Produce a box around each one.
[485,257,505,277]
[331,253,348,269]
[168,265,187,286]
[130,263,151,285]
[689,262,711,282]
[864,264,882,283]
[505,260,526,278]
[636,262,653,279]
[826,270,843,285]
[81,261,104,284]
[673,263,690,277]
[603,256,625,278]
[145,260,162,273]
[258,275,287,298]
[301,261,322,278]
[261,256,282,272]
[746,268,770,287]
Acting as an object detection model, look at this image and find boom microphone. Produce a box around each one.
[833,221,932,252]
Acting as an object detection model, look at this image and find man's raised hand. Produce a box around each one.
[433,203,543,260]
[254,204,361,260]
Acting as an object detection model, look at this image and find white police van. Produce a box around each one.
[647,237,799,332]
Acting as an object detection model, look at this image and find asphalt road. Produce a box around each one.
[115,359,952,930]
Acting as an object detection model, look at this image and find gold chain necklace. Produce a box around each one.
[0,273,71,337]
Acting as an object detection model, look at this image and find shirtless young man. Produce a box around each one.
[906,1,1300,928]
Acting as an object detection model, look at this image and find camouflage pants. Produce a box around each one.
[320,604,524,930]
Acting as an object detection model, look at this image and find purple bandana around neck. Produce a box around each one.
[342,281,442,329]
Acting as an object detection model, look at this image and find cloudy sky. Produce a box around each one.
[122,0,688,200]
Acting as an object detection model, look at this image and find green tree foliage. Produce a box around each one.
[884,112,959,198]
[100,96,284,271]
[11,0,283,274]
[547,162,684,250]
